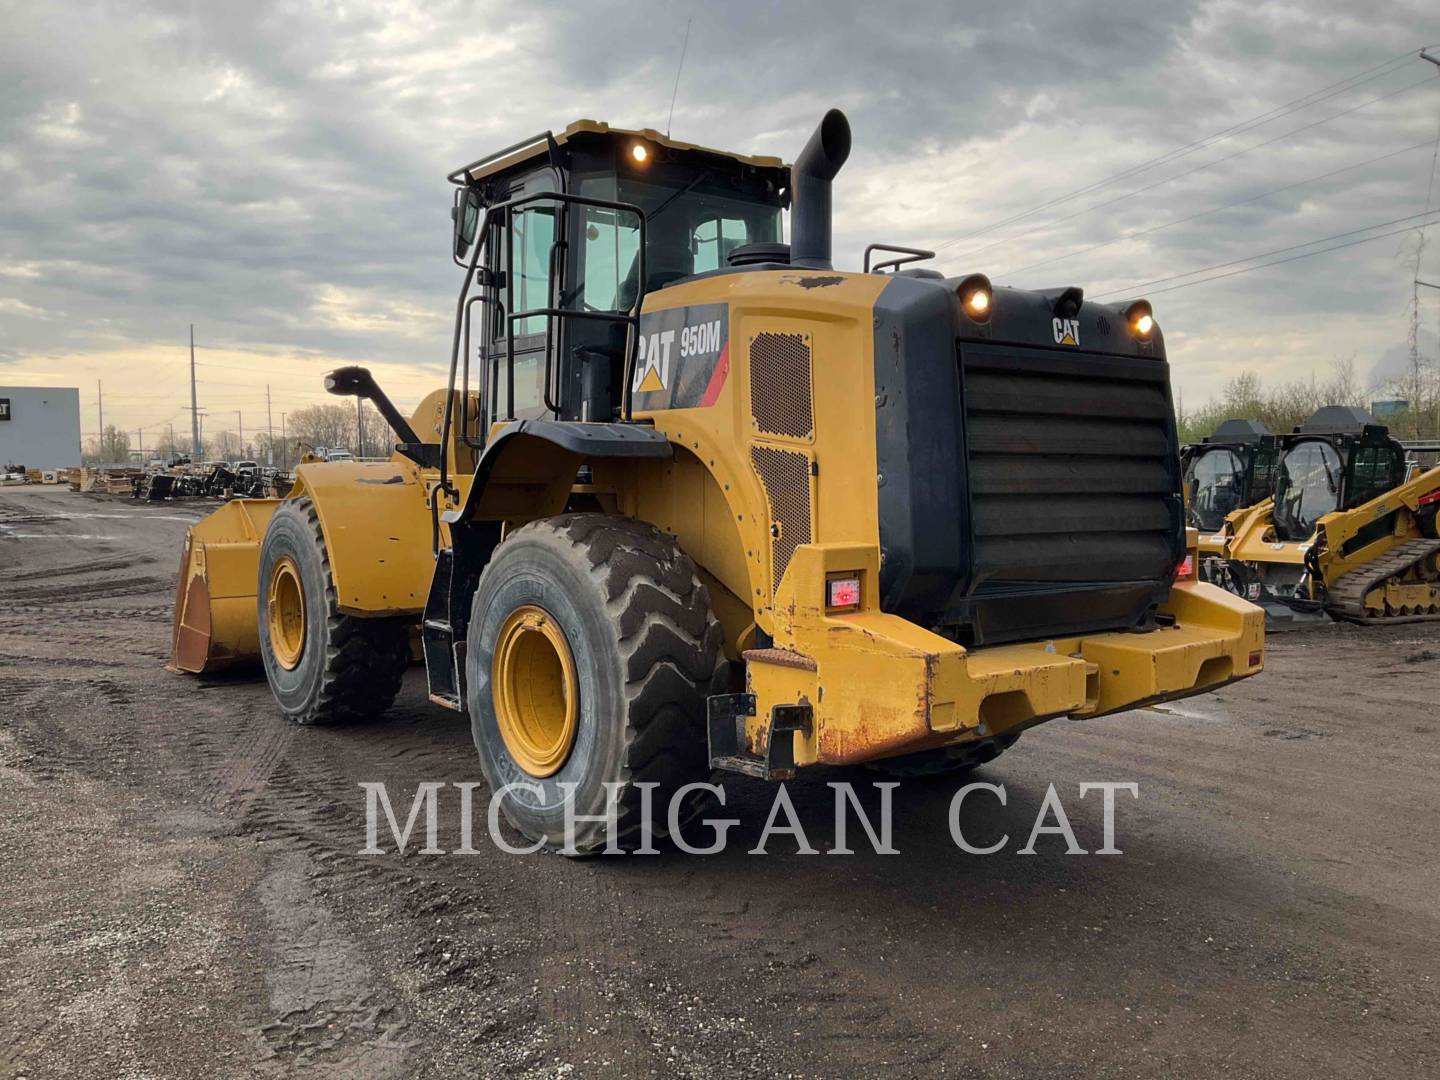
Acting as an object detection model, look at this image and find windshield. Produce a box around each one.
[1273,440,1341,541]
[1188,447,1246,532]
[576,175,782,311]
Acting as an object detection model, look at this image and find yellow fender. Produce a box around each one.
[288,461,436,615]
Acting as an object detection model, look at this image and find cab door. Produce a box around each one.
[482,168,561,425]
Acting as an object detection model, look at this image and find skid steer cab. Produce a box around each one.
[170,109,1264,854]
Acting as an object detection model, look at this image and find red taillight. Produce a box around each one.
[1248,651,1263,667]
[1419,489,1440,507]
[826,576,861,610]
[1175,555,1195,580]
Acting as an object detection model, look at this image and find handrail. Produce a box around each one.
[863,243,936,274]
[447,131,554,186]
[438,189,649,519]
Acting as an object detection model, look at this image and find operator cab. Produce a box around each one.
[1182,418,1275,532]
[448,121,789,432]
[1271,407,1407,541]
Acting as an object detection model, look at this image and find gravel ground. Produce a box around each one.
[1,485,1437,1079]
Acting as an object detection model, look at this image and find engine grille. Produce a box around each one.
[749,332,814,439]
[961,344,1180,591]
[751,444,813,593]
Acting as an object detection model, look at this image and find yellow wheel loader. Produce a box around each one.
[1208,406,1440,624]
[170,110,1264,852]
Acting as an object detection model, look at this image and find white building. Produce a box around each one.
[0,386,82,469]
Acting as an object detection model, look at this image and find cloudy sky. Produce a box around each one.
[1,0,1438,442]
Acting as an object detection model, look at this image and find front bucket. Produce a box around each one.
[168,498,282,674]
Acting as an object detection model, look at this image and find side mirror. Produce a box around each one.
[324,366,377,399]
[453,188,482,259]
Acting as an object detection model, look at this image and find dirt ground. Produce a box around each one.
[1,485,1437,1079]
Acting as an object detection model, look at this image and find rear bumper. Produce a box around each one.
[745,545,1264,768]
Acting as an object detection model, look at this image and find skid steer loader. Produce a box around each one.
[1181,418,1277,567]
[170,110,1264,852]
[1208,406,1440,624]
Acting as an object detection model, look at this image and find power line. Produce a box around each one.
[1109,220,1440,300]
[934,46,1429,252]
[946,73,1436,265]
[1091,208,1440,299]
[1001,139,1436,279]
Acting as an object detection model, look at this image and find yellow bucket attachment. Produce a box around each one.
[168,499,281,674]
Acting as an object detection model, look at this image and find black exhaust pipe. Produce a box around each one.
[790,109,852,270]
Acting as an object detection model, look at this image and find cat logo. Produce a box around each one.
[632,329,676,392]
[1052,317,1080,347]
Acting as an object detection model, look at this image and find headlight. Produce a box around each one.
[956,273,993,322]
[1125,299,1155,339]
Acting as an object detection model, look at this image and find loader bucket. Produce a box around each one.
[168,498,282,674]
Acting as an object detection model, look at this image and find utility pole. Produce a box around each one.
[189,324,201,460]
[281,413,287,471]
[266,384,274,466]
[236,410,243,459]
[137,427,143,459]
[97,379,104,463]
[356,396,364,458]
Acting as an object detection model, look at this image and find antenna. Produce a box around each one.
[666,16,693,137]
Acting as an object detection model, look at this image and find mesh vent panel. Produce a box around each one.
[751,444,813,593]
[750,332,814,439]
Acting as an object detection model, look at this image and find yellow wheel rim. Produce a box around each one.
[492,604,578,778]
[267,556,306,670]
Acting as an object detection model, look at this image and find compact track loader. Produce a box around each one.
[1208,406,1440,624]
[170,110,1264,851]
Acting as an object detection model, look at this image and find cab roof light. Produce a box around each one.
[1125,299,1156,339]
[956,273,993,322]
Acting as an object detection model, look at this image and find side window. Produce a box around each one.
[511,206,556,337]
[692,217,750,274]
[581,207,641,312]
[1347,445,1404,508]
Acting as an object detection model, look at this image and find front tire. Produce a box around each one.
[466,514,723,854]
[257,497,412,725]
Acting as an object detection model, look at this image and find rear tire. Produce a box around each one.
[466,514,722,854]
[257,497,412,725]
[867,735,1019,779]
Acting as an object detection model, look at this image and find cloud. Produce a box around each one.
[0,0,1437,432]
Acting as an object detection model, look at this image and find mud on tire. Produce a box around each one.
[466,513,723,854]
[257,497,412,725]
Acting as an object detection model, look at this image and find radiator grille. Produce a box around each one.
[751,444,813,593]
[750,332,814,439]
[961,345,1178,587]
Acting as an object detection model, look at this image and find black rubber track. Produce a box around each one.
[259,498,412,726]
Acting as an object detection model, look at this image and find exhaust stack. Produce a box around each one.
[790,109,852,270]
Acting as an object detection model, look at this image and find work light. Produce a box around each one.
[1125,299,1155,339]
[956,274,993,322]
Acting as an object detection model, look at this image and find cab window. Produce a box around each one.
[1274,440,1342,540]
[691,217,752,274]
[512,206,556,336]
[1346,445,1404,509]
[1189,447,1245,532]
[581,206,641,313]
